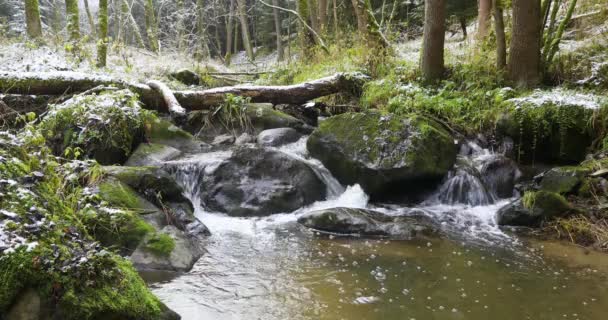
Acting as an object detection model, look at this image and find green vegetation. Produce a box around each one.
[144,233,176,257]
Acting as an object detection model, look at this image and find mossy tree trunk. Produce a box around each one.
[97,0,109,67]
[237,0,255,61]
[508,0,541,87]
[65,0,80,42]
[318,0,328,33]
[225,0,236,64]
[420,0,447,82]
[121,0,145,48]
[24,0,43,39]
[296,0,314,55]
[493,0,507,70]
[144,0,159,53]
[350,0,389,47]
[272,0,284,61]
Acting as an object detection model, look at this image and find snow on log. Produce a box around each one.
[0,71,369,111]
[147,80,186,117]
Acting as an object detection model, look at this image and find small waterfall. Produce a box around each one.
[432,160,497,206]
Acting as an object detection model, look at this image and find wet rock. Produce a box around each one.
[298,207,440,239]
[170,69,201,86]
[234,132,254,145]
[6,288,40,320]
[201,146,326,216]
[433,162,494,206]
[130,225,204,272]
[275,103,320,126]
[212,134,235,146]
[497,191,573,226]
[246,103,313,134]
[480,155,521,198]
[257,128,301,147]
[539,166,590,194]
[147,117,202,153]
[307,112,456,198]
[104,166,187,203]
[125,143,181,167]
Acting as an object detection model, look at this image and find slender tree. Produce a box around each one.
[493,0,506,70]
[196,0,211,60]
[477,0,492,40]
[83,0,96,38]
[508,0,541,87]
[24,0,43,38]
[421,0,447,82]
[237,0,255,60]
[318,0,328,33]
[350,0,389,47]
[97,0,109,67]
[65,0,80,42]
[144,0,159,53]
[272,0,284,61]
[225,0,236,63]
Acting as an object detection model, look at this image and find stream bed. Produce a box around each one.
[145,138,608,320]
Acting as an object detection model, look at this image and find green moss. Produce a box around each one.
[147,117,192,142]
[523,190,572,218]
[98,180,141,209]
[143,233,176,257]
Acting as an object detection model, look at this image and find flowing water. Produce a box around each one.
[148,138,608,320]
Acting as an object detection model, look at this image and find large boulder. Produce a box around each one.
[38,90,151,165]
[539,166,591,195]
[496,97,597,164]
[307,112,457,198]
[257,128,301,147]
[480,155,521,198]
[201,147,326,216]
[497,191,573,226]
[298,207,440,239]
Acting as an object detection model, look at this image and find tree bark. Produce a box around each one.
[25,0,43,38]
[318,0,328,33]
[225,0,236,62]
[272,0,285,61]
[122,0,145,48]
[421,0,446,82]
[97,0,109,67]
[493,0,506,70]
[147,80,186,119]
[65,0,80,41]
[0,72,369,111]
[144,0,159,53]
[350,0,388,47]
[196,0,211,60]
[308,0,319,33]
[236,0,255,60]
[508,0,541,87]
[477,0,492,40]
[332,0,339,35]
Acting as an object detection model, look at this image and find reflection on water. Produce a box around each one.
[149,218,608,320]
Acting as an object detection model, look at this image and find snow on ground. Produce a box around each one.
[509,88,607,109]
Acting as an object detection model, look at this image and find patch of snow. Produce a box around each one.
[509,88,606,109]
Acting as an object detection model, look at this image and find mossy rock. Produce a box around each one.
[497,191,573,226]
[37,90,153,165]
[170,69,201,86]
[245,103,312,133]
[126,143,181,167]
[103,166,186,204]
[307,112,457,198]
[496,102,594,164]
[147,117,195,150]
[539,166,591,195]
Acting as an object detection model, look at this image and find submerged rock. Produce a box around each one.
[307,112,456,198]
[298,207,440,239]
[257,127,301,147]
[497,191,573,226]
[201,146,326,216]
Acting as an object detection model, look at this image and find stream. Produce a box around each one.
[146,138,608,320]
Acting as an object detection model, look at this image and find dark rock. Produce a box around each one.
[126,143,181,167]
[170,69,201,86]
[201,147,326,216]
[246,103,314,134]
[480,155,521,198]
[298,207,440,239]
[6,288,40,320]
[307,112,456,198]
[497,191,573,226]
[275,103,320,126]
[257,128,301,147]
[104,166,187,204]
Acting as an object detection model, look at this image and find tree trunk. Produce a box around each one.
[24,0,43,38]
[459,15,467,39]
[236,0,255,60]
[144,0,159,53]
[508,0,541,87]
[122,0,145,48]
[318,0,328,33]
[493,0,506,70]
[225,0,236,62]
[65,0,80,42]
[296,0,314,55]
[51,0,61,34]
[350,0,365,33]
[332,0,339,35]
[97,0,109,67]
[478,0,492,40]
[0,72,369,110]
[147,80,186,119]
[350,0,388,47]
[83,0,96,38]
[271,0,284,62]
[421,0,446,82]
[307,0,319,33]
[196,0,211,60]
[176,0,186,51]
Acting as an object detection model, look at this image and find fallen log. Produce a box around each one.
[146,80,186,118]
[0,71,369,111]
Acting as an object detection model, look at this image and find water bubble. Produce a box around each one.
[402,289,410,296]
